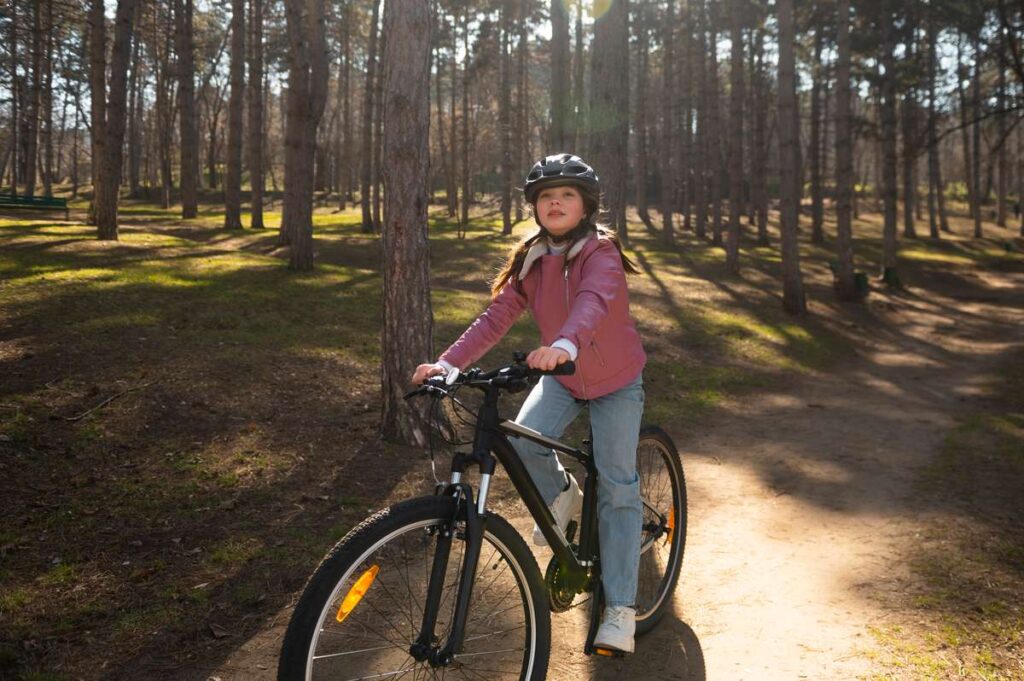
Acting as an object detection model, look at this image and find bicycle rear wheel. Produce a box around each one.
[277,495,550,681]
[634,425,687,634]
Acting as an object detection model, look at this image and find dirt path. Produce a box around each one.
[200,270,1024,681]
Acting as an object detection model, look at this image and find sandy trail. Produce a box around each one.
[193,270,1023,681]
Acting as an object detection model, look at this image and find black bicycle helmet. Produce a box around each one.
[522,153,600,205]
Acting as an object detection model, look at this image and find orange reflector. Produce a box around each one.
[336,565,380,623]
[666,509,675,544]
[595,648,616,657]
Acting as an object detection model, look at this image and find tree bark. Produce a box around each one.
[708,11,723,246]
[280,0,329,269]
[90,0,139,240]
[880,6,900,284]
[572,0,585,153]
[996,29,1008,227]
[373,27,386,231]
[589,0,630,238]
[449,37,459,218]
[776,0,806,313]
[725,0,744,272]
[459,5,470,236]
[341,3,353,207]
[752,21,769,246]
[24,0,41,197]
[127,29,142,197]
[659,0,676,242]
[926,11,946,238]
[901,8,918,239]
[694,0,708,239]
[380,0,434,446]
[248,0,265,228]
[41,0,54,197]
[634,2,651,229]
[224,0,245,229]
[972,35,983,238]
[176,0,200,218]
[550,0,570,151]
[500,3,512,235]
[360,0,381,233]
[515,4,528,223]
[834,0,857,300]
[810,30,824,244]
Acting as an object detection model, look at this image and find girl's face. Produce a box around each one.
[535,185,586,237]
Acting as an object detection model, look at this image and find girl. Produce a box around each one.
[411,153,646,654]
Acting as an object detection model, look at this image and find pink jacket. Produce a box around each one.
[439,232,646,400]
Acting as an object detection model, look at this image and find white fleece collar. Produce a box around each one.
[518,233,593,280]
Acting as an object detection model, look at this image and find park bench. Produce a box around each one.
[0,194,70,220]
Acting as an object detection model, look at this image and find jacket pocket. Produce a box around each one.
[590,339,606,367]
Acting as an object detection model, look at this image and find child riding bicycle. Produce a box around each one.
[411,153,646,654]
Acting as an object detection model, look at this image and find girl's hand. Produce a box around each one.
[411,363,446,385]
[526,346,570,371]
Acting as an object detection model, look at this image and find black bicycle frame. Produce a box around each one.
[412,381,601,666]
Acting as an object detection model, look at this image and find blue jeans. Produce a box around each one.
[509,372,644,608]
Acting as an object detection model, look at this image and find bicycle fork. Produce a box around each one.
[410,480,488,667]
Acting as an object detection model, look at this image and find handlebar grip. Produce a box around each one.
[536,361,575,377]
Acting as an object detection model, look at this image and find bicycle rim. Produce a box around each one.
[303,514,539,680]
[635,430,685,625]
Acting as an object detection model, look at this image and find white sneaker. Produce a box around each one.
[594,606,636,654]
[532,474,583,547]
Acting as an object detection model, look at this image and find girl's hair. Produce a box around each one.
[490,217,641,298]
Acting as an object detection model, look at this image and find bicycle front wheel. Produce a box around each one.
[635,425,687,634]
[277,495,551,681]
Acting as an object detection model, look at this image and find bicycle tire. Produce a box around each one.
[277,495,551,681]
[634,425,687,635]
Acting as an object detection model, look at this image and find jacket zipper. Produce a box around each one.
[564,264,588,399]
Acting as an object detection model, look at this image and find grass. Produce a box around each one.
[0,193,1021,678]
[867,350,1024,680]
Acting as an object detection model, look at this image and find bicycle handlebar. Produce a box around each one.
[403,355,576,400]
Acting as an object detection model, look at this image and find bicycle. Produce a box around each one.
[277,353,687,680]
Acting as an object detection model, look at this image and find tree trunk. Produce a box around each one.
[379,0,434,446]
[360,0,380,233]
[373,27,386,231]
[634,2,651,229]
[810,30,824,244]
[972,35,982,238]
[224,0,245,229]
[550,0,570,151]
[996,31,1008,227]
[127,30,142,197]
[341,4,353,206]
[499,4,512,235]
[708,13,723,246]
[90,0,139,240]
[10,0,19,196]
[901,9,918,239]
[752,22,769,246]
[515,4,527,223]
[725,0,744,272]
[156,16,174,210]
[834,0,857,300]
[41,0,54,197]
[926,12,942,239]
[572,0,585,153]
[176,0,200,218]
[694,0,708,239]
[24,0,41,197]
[589,0,629,238]
[449,41,458,218]
[459,5,470,236]
[248,0,265,228]
[280,0,329,269]
[880,6,900,284]
[776,0,806,313]
[659,0,676,242]
[955,39,974,221]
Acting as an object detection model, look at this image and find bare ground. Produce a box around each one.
[182,267,1023,681]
